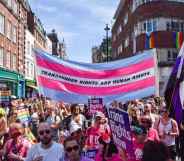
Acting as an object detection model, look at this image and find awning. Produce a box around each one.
[25,79,38,90]
[27,85,38,90]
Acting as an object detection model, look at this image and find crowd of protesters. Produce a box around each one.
[0,96,182,161]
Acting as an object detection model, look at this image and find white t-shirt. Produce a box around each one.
[25,142,64,161]
[69,114,86,129]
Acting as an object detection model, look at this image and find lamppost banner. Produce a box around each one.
[34,49,157,104]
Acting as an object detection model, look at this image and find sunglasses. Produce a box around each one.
[66,145,79,153]
[39,129,51,136]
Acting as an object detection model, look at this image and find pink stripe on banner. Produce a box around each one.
[36,56,154,79]
[38,76,155,96]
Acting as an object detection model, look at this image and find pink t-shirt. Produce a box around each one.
[147,128,160,141]
[131,140,144,161]
[85,125,111,150]
[85,127,101,149]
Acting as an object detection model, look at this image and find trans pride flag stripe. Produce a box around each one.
[34,49,157,104]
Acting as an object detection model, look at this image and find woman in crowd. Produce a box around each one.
[1,123,31,161]
[140,116,159,141]
[155,108,179,161]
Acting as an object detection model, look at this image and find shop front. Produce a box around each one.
[0,67,25,99]
[25,79,38,98]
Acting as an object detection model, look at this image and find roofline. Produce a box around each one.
[114,0,125,19]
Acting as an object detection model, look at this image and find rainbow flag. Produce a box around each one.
[149,33,155,48]
[173,32,184,49]
[145,33,155,49]
[34,49,157,104]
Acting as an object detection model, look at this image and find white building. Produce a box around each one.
[46,36,52,54]
[25,29,37,97]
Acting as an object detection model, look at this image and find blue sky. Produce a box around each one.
[28,0,120,62]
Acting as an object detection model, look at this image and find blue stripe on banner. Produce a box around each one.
[39,86,155,104]
[34,49,155,71]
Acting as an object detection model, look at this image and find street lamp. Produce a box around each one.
[104,24,110,62]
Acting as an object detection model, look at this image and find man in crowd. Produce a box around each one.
[45,100,61,142]
[25,122,64,161]
[64,137,93,161]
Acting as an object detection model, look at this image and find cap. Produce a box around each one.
[95,112,105,118]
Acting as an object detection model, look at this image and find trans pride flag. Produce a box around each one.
[34,49,157,104]
[165,43,184,123]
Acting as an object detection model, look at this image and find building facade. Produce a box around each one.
[47,29,67,59]
[59,39,67,59]
[92,46,103,63]
[112,0,184,95]
[0,0,27,98]
[27,10,47,52]
[25,29,37,97]
[92,38,112,63]
[46,36,52,54]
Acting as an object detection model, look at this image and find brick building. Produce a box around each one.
[112,0,184,95]
[0,0,28,98]
[27,10,47,51]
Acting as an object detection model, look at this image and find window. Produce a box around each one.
[12,0,18,15]
[117,25,122,35]
[27,41,30,55]
[26,61,29,76]
[7,0,12,9]
[124,37,129,48]
[123,13,128,25]
[144,19,157,33]
[31,44,34,56]
[147,20,152,32]
[118,45,122,54]
[31,63,34,76]
[7,21,11,40]
[12,26,17,43]
[0,48,3,66]
[168,50,178,62]
[0,14,5,34]
[167,20,184,32]
[12,54,17,70]
[6,51,11,68]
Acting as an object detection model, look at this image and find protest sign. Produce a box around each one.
[81,149,97,159]
[107,107,135,160]
[88,98,103,114]
[17,105,30,125]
